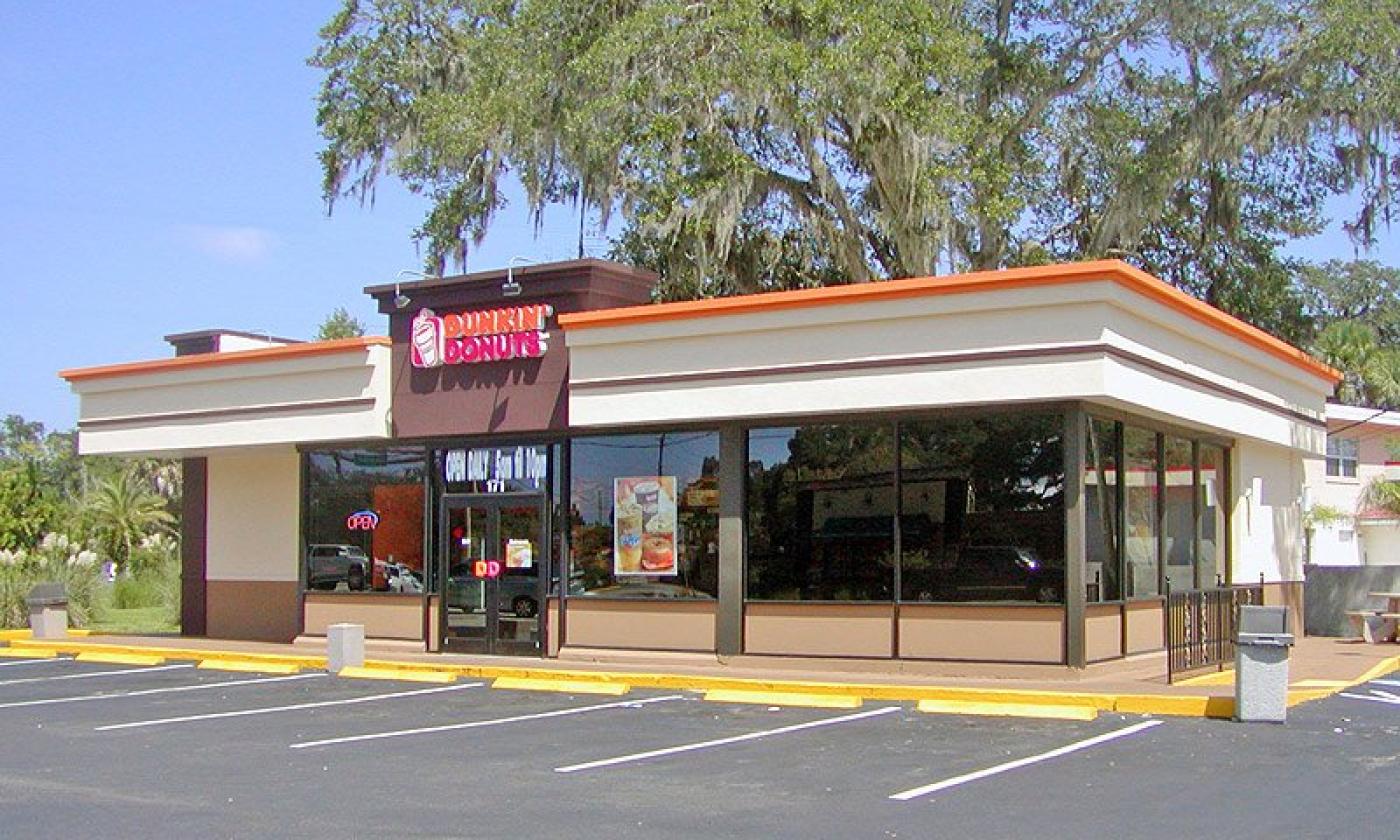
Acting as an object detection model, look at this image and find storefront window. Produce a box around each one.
[899,414,1064,603]
[1199,444,1228,586]
[747,424,896,601]
[1162,436,1195,590]
[1084,418,1120,601]
[1123,426,1160,597]
[569,432,719,599]
[303,448,426,595]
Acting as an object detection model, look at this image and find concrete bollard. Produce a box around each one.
[326,623,365,673]
[26,583,69,640]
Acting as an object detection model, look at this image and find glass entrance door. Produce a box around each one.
[442,495,546,655]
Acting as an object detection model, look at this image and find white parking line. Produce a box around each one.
[97,681,484,731]
[0,663,193,688]
[1370,679,1400,689]
[888,719,1164,802]
[292,694,685,750]
[0,672,325,711]
[1339,690,1400,706]
[0,657,72,669]
[554,705,901,774]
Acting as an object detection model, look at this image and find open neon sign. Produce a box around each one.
[345,509,379,530]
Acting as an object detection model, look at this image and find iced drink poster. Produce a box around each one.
[613,476,677,576]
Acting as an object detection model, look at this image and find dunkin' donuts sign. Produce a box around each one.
[410,303,553,368]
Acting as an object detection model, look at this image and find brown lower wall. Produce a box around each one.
[302,592,426,641]
[547,598,560,656]
[206,580,299,643]
[565,599,716,652]
[1262,581,1305,635]
[1085,604,1122,663]
[1125,599,1164,653]
[744,603,893,658]
[898,604,1064,663]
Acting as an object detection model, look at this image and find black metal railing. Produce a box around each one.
[1165,579,1264,682]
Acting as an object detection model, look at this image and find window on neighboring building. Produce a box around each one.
[1339,529,1355,543]
[1326,437,1359,478]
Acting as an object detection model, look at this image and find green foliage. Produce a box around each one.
[84,468,176,574]
[1312,321,1400,408]
[1297,261,1400,347]
[0,461,63,551]
[313,0,1400,323]
[0,534,103,629]
[1359,478,1400,518]
[316,306,367,340]
[1302,503,1349,530]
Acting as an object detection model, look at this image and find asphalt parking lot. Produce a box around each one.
[1,655,1396,839]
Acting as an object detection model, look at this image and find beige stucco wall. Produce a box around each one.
[743,603,893,658]
[1124,600,1164,653]
[565,277,1328,455]
[1085,604,1122,663]
[897,605,1064,663]
[206,448,300,583]
[302,593,425,641]
[564,600,716,652]
[1234,439,1305,585]
[70,343,392,456]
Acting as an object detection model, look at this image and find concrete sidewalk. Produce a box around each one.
[3,630,1396,719]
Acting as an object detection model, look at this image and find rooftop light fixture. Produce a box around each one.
[392,269,439,309]
[503,256,535,297]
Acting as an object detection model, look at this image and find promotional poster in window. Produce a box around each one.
[614,476,678,575]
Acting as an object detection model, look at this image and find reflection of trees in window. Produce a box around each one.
[303,448,427,593]
[747,424,895,601]
[900,414,1064,603]
[1085,419,1120,601]
[747,415,1064,603]
[567,433,719,599]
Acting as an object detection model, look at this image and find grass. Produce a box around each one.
[87,606,180,636]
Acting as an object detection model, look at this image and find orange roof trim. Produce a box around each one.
[60,336,391,383]
[557,260,1341,384]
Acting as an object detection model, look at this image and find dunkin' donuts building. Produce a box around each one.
[60,259,1338,671]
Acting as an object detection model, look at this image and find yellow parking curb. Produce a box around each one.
[704,689,861,709]
[916,698,1097,721]
[8,639,324,671]
[0,648,57,659]
[337,666,457,684]
[492,676,630,696]
[197,659,301,675]
[1113,694,1236,718]
[1290,679,1350,688]
[1175,670,1235,687]
[0,629,90,641]
[74,651,165,666]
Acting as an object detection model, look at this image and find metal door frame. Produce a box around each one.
[439,492,548,655]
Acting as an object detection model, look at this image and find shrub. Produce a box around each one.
[0,533,102,628]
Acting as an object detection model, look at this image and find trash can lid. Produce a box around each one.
[24,582,68,607]
[1238,604,1288,636]
[1237,632,1295,647]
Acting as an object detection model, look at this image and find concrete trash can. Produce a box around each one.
[1234,605,1294,723]
[25,583,69,640]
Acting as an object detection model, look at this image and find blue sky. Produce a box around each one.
[1,2,1394,433]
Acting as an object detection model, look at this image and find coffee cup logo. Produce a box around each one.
[410,309,444,368]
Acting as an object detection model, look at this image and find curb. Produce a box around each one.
[5,636,1396,720]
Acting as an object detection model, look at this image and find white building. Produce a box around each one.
[1305,404,1400,566]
